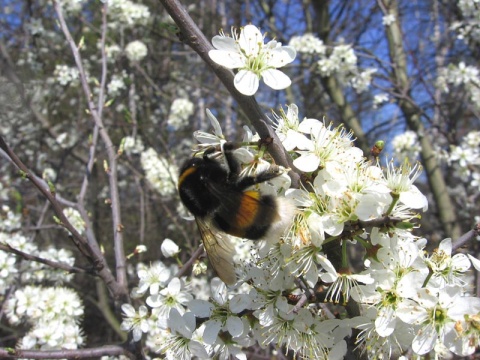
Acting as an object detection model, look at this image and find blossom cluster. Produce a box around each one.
[4,286,84,350]
[0,206,85,350]
[53,64,80,87]
[452,0,480,44]
[289,34,376,93]
[0,206,78,285]
[125,40,148,62]
[107,0,151,28]
[56,0,86,14]
[167,98,195,130]
[391,130,421,162]
[107,71,127,97]
[122,136,145,155]
[121,106,480,359]
[437,62,480,110]
[140,148,178,197]
[289,33,326,55]
[448,130,480,190]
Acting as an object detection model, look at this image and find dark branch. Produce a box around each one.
[453,223,480,251]
[175,244,205,278]
[0,135,125,300]
[0,244,96,275]
[0,345,135,359]
[158,0,300,187]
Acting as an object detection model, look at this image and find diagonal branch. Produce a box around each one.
[158,0,300,187]
[0,243,96,275]
[0,135,125,300]
[452,223,480,251]
[0,345,135,359]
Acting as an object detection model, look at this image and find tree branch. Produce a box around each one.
[452,223,480,251]
[175,244,205,278]
[52,0,129,298]
[158,0,300,187]
[0,345,135,359]
[0,135,125,300]
[380,0,461,240]
[0,244,96,275]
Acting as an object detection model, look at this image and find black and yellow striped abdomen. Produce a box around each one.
[213,190,279,240]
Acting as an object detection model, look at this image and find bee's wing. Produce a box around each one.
[195,218,237,285]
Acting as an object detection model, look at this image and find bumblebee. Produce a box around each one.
[178,142,294,285]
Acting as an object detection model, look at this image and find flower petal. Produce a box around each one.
[298,118,324,135]
[211,35,237,51]
[266,45,297,67]
[452,253,471,272]
[226,316,244,337]
[282,129,307,151]
[208,49,244,68]
[202,319,222,345]
[262,69,291,90]
[399,186,428,210]
[412,323,437,355]
[206,109,224,137]
[161,238,179,257]
[375,306,396,336]
[229,294,252,313]
[293,153,320,172]
[467,254,480,271]
[188,299,214,317]
[234,70,259,96]
[239,25,263,56]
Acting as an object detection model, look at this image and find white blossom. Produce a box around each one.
[122,136,145,155]
[392,130,421,162]
[133,261,172,296]
[317,44,357,77]
[146,277,192,317]
[120,304,150,341]
[397,286,480,355]
[209,25,296,95]
[125,40,148,62]
[140,148,178,196]
[107,72,126,97]
[167,98,194,129]
[107,0,151,28]
[373,93,389,108]
[289,33,326,55]
[382,14,396,26]
[63,207,86,234]
[53,65,79,86]
[161,238,180,258]
[4,286,85,349]
[385,160,428,211]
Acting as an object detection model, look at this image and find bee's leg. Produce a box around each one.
[222,142,243,177]
[223,141,285,189]
[203,144,221,158]
[235,165,284,189]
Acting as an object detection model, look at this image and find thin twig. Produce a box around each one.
[0,136,93,262]
[53,0,128,295]
[0,148,77,209]
[0,345,135,359]
[452,224,480,251]
[0,244,96,275]
[28,201,51,243]
[0,135,125,300]
[175,245,205,279]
